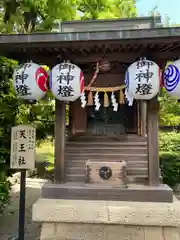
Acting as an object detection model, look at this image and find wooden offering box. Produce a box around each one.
[86,160,127,187]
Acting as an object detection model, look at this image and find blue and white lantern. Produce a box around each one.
[164,59,180,98]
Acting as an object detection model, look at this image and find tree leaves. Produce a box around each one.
[77,0,136,20]
[0,0,137,33]
[159,89,180,126]
[0,0,77,33]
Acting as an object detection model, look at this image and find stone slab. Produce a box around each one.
[32,198,180,227]
[41,183,173,202]
[39,223,180,240]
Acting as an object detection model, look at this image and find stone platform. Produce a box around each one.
[41,182,173,202]
[32,197,180,240]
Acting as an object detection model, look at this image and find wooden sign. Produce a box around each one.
[86,160,127,187]
[10,125,36,169]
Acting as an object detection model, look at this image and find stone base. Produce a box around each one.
[41,182,173,202]
[39,223,179,240]
[32,198,180,240]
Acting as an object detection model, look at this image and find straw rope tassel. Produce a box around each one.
[87,91,93,106]
[104,92,109,107]
[119,89,125,104]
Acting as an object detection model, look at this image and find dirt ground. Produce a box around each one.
[0,182,42,240]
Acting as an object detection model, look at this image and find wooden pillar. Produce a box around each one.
[140,101,147,136]
[54,100,66,183]
[70,99,87,136]
[147,97,159,186]
[137,101,141,135]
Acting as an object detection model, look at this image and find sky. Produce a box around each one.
[136,0,180,24]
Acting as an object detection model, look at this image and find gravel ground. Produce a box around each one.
[0,181,44,240]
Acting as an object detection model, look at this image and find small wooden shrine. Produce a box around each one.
[2,16,180,202]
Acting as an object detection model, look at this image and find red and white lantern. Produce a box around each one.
[50,62,84,102]
[13,62,48,101]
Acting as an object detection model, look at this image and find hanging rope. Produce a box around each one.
[80,85,126,110]
[84,85,125,92]
[88,62,100,87]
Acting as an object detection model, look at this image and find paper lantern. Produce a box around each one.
[50,62,84,102]
[164,59,180,98]
[13,62,48,101]
[125,59,160,102]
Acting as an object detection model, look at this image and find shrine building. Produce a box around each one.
[3,15,180,240]
[2,16,180,202]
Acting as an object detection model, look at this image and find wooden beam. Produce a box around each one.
[54,50,180,63]
[5,51,136,64]
[54,100,66,183]
[147,97,159,186]
[7,50,179,65]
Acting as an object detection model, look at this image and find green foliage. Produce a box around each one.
[110,0,137,18]
[159,131,180,152]
[1,0,76,33]
[35,140,54,178]
[159,89,180,126]
[33,100,55,140]
[16,99,55,141]
[160,152,180,187]
[77,0,136,20]
[159,131,180,187]
[0,171,11,214]
[0,0,137,33]
[0,57,18,166]
[0,56,18,213]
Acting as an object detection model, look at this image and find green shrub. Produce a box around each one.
[0,57,17,213]
[159,131,180,187]
[160,151,180,187]
[159,131,180,152]
[0,171,11,214]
